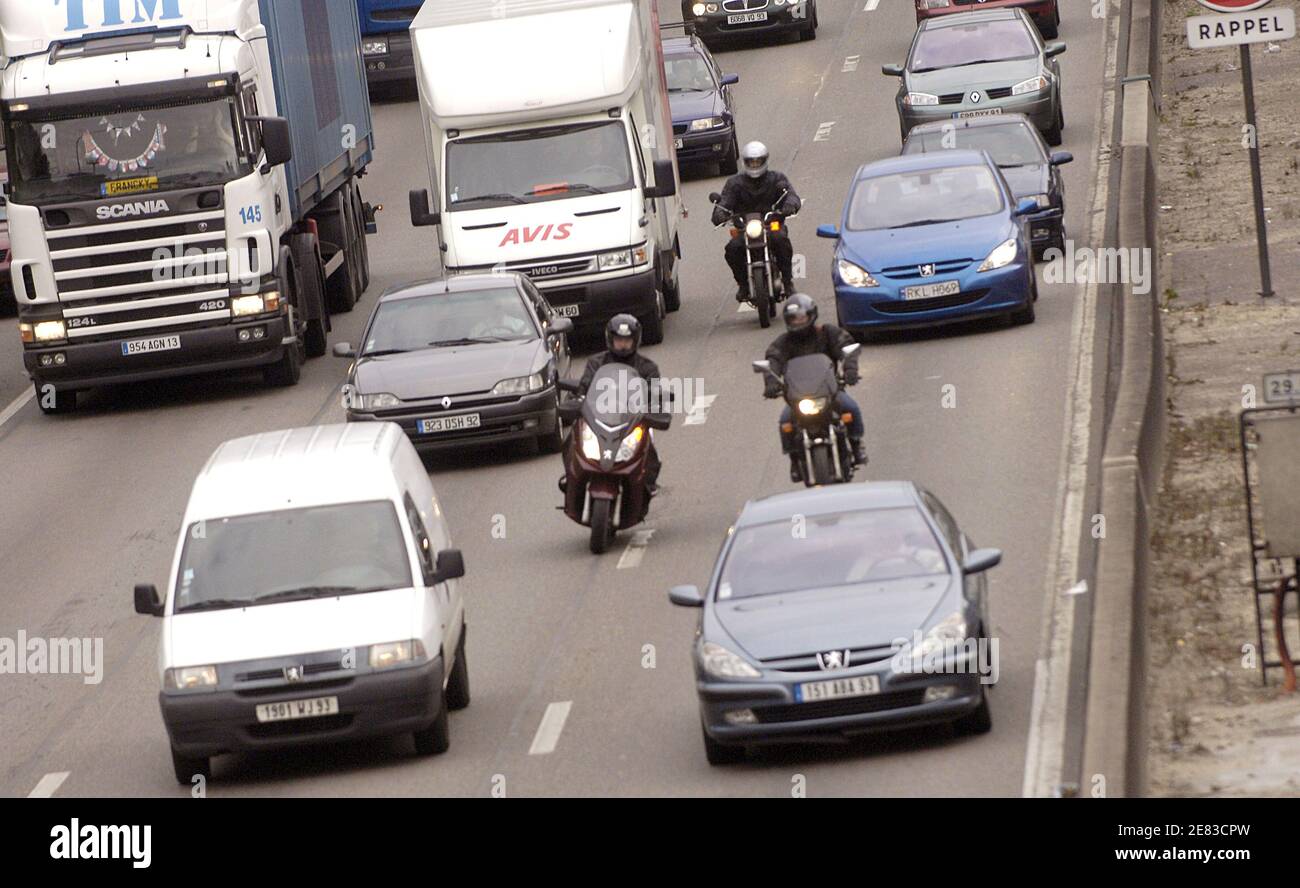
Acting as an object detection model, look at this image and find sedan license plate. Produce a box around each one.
[418,413,481,434]
[121,334,180,356]
[796,674,881,703]
[903,280,961,301]
[554,304,581,318]
[255,696,339,723]
[728,11,767,24]
[955,108,1003,120]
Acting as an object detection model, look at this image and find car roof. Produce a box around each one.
[662,35,697,54]
[906,112,1037,136]
[376,272,525,304]
[735,481,922,528]
[921,8,1024,29]
[854,149,991,180]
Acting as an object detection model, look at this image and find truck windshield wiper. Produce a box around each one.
[174,597,256,613]
[560,183,607,195]
[250,585,360,605]
[454,193,526,205]
[361,348,410,357]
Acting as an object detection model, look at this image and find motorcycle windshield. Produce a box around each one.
[783,354,838,401]
[583,363,648,432]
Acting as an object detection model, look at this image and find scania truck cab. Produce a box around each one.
[0,0,376,413]
[408,0,683,344]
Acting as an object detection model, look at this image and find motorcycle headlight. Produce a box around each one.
[615,425,644,462]
[836,259,879,288]
[1011,74,1050,96]
[370,640,427,670]
[357,392,401,410]
[700,641,761,680]
[491,370,547,395]
[797,397,828,416]
[903,92,939,107]
[690,117,724,131]
[744,219,764,239]
[598,249,633,271]
[580,422,601,461]
[164,665,218,691]
[978,237,1020,272]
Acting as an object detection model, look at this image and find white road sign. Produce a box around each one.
[1187,7,1296,48]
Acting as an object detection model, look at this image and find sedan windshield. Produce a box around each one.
[910,21,1038,72]
[906,122,1046,167]
[363,286,537,356]
[5,97,249,204]
[445,121,633,209]
[665,53,715,92]
[174,501,413,613]
[717,508,948,600]
[848,164,1004,230]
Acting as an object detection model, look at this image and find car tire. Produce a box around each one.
[413,688,450,755]
[954,684,993,736]
[798,6,818,41]
[171,747,210,785]
[702,723,746,765]
[1010,274,1038,325]
[1045,103,1064,147]
[35,382,78,415]
[719,137,739,176]
[446,630,470,711]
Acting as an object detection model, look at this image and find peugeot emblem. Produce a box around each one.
[441,396,452,409]
[284,665,303,682]
[970,91,982,104]
[919,263,936,277]
[816,650,851,671]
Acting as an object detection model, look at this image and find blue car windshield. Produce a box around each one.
[716,508,948,601]
[910,20,1038,72]
[665,53,715,92]
[847,165,1004,230]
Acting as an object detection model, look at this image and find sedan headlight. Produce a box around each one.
[836,258,879,288]
[579,421,601,461]
[370,640,427,670]
[978,238,1019,272]
[690,116,724,131]
[692,2,719,14]
[491,370,547,395]
[362,38,389,56]
[164,665,218,691]
[356,392,401,410]
[903,92,939,107]
[797,397,828,416]
[914,612,968,661]
[614,425,644,462]
[1011,74,1050,96]
[700,641,761,680]
[19,319,68,343]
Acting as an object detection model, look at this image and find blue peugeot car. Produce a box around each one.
[816,150,1040,335]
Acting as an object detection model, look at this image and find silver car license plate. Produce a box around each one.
[796,675,880,703]
[955,108,1003,120]
[903,280,961,301]
[419,414,481,434]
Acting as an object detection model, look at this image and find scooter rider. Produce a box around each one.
[711,141,801,302]
[574,314,663,493]
[763,294,865,481]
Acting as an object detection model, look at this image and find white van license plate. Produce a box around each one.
[255,696,339,723]
[795,675,880,703]
[728,11,766,24]
[554,304,580,318]
[121,335,181,356]
[903,280,961,301]
[419,413,481,434]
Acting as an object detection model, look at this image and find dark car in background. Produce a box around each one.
[663,31,741,176]
[915,0,1060,39]
[682,0,817,46]
[670,482,1001,764]
[902,114,1073,258]
[335,272,574,454]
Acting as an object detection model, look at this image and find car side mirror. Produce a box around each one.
[332,342,356,358]
[720,73,739,86]
[668,584,704,607]
[431,549,465,584]
[134,583,164,617]
[881,63,904,77]
[816,223,840,239]
[962,548,1002,575]
[1014,197,1040,216]
[751,359,772,375]
[409,188,441,227]
[1050,151,1074,166]
[1044,42,1066,58]
[707,191,722,204]
[644,159,677,199]
[256,116,292,172]
[545,318,574,337]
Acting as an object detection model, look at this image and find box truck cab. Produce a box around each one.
[133,422,469,784]
[408,0,683,345]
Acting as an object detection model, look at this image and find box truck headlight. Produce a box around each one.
[164,665,218,691]
[598,249,633,271]
[363,38,389,56]
[232,294,269,317]
[20,320,67,343]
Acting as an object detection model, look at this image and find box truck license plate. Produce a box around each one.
[728,12,767,24]
[554,304,581,318]
[418,414,481,434]
[121,335,181,356]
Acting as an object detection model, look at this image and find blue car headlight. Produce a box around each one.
[837,258,879,288]
[978,238,1019,272]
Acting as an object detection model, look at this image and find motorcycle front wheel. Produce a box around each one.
[810,444,835,486]
[751,268,771,328]
[589,497,615,554]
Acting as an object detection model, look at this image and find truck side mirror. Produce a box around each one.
[409,189,441,227]
[431,548,465,584]
[258,117,292,172]
[134,583,164,617]
[644,159,676,199]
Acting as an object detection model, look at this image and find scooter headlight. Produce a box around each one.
[797,397,828,416]
[615,425,644,462]
[579,422,601,461]
[745,219,764,239]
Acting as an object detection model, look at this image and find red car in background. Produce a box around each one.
[916,0,1060,38]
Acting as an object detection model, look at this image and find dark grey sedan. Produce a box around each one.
[669,482,1001,765]
[334,273,573,453]
[883,8,1066,146]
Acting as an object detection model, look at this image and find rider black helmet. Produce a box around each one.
[605,313,642,358]
[783,293,818,335]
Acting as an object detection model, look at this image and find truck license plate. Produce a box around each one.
[121,335,181,356]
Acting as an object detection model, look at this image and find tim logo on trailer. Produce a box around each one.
[57,1,184,32]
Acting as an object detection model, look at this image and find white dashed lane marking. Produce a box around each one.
[684,394,718,425]
[28,772,69,798]
[616,529,655,569]
[0,387,35,432]
[528,702,572,756]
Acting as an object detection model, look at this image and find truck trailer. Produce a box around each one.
[0,0,377,413]
[408,0,683,344]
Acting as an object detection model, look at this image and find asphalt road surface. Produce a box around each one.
[0,1,1109,797]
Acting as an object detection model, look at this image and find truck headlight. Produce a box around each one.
[903,92,939,107]
[1012,74,1050,96]
[978,238,1019,272]
[20,320,68,343]
[598,249,632,270]
[690,117,724,131]
[362,38,389,56]
[700,642,761,680]
[580,421,601,461]
[491,370,547,395]
[615,425,644,462]
[836,259,879,288]
[357,392,401,410]
[164,665,218,691]
[231,294,268,317]
[370,640,427,670]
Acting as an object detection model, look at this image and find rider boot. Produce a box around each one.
[734,282,748,303]
[850,437,867,466]
[788,452,804,483]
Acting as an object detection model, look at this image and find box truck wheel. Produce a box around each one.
[641,290,666,346]
[322,193,361,314]
[288,235,328,357]
[351,183,372,293]
[661,255,681,313]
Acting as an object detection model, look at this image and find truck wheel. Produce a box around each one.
[324,196,361,313]
[351,184,372,293]
[35,382,77,415]
[264,334,303,387]
[446,629,471,711]
[171,747,210,785]
[289,234,328,357]
[662,260,681,313]
[413,688,450,755]
[640,290,666,345]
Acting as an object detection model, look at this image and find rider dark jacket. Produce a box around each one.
[710,170,802,226]
[763,324,860,396]
[577,351,661,396]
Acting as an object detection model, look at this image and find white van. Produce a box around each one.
[134,422,468,784]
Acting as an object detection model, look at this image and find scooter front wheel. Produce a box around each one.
[589,497,615,554]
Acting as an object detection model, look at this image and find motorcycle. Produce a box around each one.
[753,344,862,487]
[557,364,671,554]
[710,189,795,328]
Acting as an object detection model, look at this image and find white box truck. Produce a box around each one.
[0,0,378,413]
[407,0,683,344]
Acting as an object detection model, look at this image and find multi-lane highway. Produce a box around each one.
[0,1,1109,797]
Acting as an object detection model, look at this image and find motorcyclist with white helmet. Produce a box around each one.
[711,141,801,302]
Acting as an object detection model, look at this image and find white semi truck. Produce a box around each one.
[408,0,683,344]
[0,0,377,413]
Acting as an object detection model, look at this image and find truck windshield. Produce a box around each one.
[5,97,249,204]
[445,121,634,211]
[173,501,414,614]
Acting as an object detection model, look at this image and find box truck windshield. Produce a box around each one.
[446,121,633,210]
[6,97,248,204]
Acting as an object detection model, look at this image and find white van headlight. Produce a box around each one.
[370,640,427,670]
[978,238,1019,272]
[164,665,218,691]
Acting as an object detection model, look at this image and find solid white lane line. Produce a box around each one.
[28,772,69,798]
[528,701,572,756]
[616,529,655,570]
[685,394,718,426]
[0,387,35,432]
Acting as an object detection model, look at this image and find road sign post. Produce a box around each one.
[1186,0,1296,298]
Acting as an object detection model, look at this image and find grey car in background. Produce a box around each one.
[883,8,1066,145]
[669,482,1002,765]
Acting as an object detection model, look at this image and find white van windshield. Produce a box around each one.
[174,501,413,613]
[445,121,634,210]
